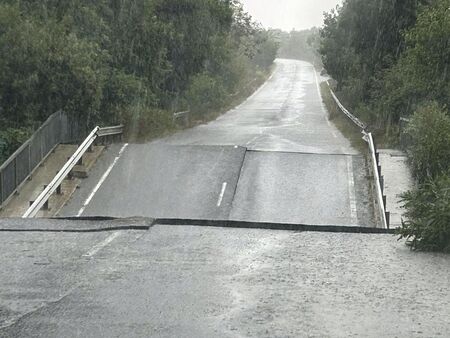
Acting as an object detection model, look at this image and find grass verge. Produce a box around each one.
[320,82,367,153]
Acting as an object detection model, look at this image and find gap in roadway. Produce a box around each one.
[60,59,376,227]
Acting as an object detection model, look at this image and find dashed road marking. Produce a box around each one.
[82,231,121,258]
[246,135,260,146]
[217,182,227,207]
[76,143,128,216]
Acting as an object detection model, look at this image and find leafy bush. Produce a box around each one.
[405,102,450,182]
[185,73,227,120]
[123,108,174,142]
[0,0,278,151]
[399,172,450,253]
[0,128,32,164]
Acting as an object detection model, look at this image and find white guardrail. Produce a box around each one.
[326,82,389,229]
[329,88,367,130]
[22,125,123,218]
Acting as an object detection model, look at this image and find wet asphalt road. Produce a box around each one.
[1,59,448,337]
[61,59,374,226]
[1,219,450,337]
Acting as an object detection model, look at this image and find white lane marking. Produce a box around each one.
[76,143,128,216]
[217,182,227,207]
[246,135,260,146]
[346,156,358,224]
[82,231,121,258]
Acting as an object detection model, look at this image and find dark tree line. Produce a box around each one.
[0,0,278,161]
[320,0,450,252]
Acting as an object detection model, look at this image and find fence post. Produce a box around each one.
[0,170,3,205]
[27,144,31,178]
[14,156,19,189]
[40,127,44,163]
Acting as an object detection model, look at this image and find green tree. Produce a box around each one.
[399,172,450,253]
[0,0,278,162]
[405,102,450,182]
[378,0,450,124]
[320,0,421,117]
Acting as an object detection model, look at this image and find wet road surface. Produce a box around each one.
[1,219,449,337]
[61,59,375,226]
[2,60,448,338]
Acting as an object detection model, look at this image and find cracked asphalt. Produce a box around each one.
[1,220,449,337]
[2,59,446,337]
[61,59,375,227]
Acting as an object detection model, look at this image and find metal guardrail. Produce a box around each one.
[326,82,389,229]
[97,125,124,137]
[327,82,367,130]
[23,127,100,218]
[367,133,389,229]
[173,111,190,127]
[173,111,189,119]
[22,125,123,218]
[0,111,84,209]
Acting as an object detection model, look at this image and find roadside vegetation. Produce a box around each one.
[0,0,278,162]
[319,0,450,252]
[319,82,367,153]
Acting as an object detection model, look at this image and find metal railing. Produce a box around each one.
[97,125,124,137]
[328,85,367,130]
[366,133,389,229]
[0,111,84,209]
[326,82,390,229]
[173,111,190,127]
[23,125,123,218]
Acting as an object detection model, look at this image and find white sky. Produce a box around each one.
[241,0,342,31]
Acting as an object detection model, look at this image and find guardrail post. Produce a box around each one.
[380,176,384,193]
[382,195,387,207]
[385,211,390,229]
[0,170,3,205]
[14,157,19,189]
[42,185,50,210]
[27,144,31,177]
[40,128,44,163]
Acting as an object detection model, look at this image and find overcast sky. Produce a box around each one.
[241,0,342,31]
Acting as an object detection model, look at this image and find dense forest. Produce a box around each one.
[320,0,449,252]
[0,0,278,163]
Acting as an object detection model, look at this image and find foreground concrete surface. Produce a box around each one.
[1,219,449,337]
[61,59,375,227]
